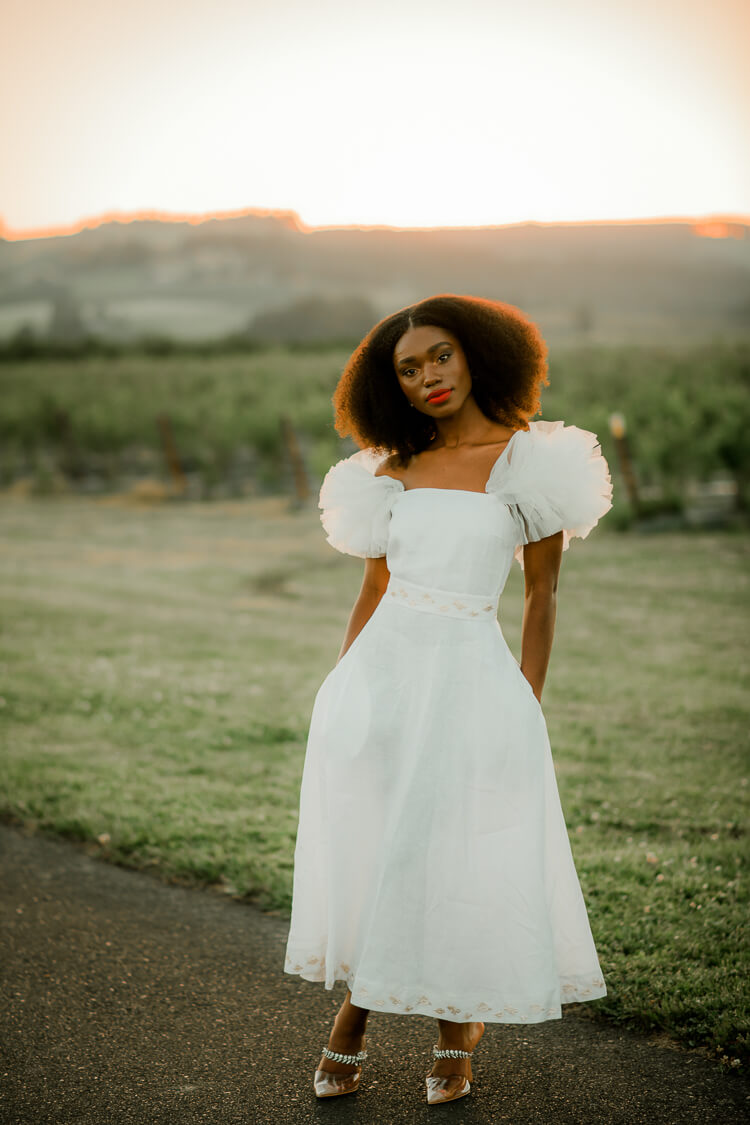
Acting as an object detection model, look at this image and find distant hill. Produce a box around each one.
[0,211,748,346]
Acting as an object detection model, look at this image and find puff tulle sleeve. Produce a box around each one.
[319,449,404,558]
[486,420,613,568]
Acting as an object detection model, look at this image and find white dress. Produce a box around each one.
[284,420,614,1024]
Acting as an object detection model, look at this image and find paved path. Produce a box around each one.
[1,823,747,1125]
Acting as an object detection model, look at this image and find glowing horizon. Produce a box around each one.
[2,0,748,236]
[2,205,749,245]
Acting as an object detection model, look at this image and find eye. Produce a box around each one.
[400,367,418,378]
[437,352,451,363]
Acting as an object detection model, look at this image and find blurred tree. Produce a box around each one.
[6,324,38,359]
[688,346,750,509]
[47,286,87,343]
[572,304,595,339]
[248,294,377,344]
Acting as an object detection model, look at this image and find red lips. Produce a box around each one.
[426,389,452,405]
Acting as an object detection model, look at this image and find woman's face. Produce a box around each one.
[393,324,473,416]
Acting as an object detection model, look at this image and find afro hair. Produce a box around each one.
[332,294,549,462]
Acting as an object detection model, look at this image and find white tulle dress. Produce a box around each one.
[284,420,614,1024]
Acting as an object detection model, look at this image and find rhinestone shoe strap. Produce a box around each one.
[321,1046,367,1065]
[433,1046,473,1059]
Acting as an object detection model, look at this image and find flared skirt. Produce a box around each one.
[284,597,606,1023]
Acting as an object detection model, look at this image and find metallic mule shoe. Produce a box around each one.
[425,1045,475,1105]
[313,1042,368,1098]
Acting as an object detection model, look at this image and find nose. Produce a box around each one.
[423,365,441,386]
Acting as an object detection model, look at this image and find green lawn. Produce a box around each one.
[0,496,747,1067]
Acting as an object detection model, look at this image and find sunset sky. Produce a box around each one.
[2,0,748,236]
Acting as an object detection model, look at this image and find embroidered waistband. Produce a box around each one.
[385,576,498,621]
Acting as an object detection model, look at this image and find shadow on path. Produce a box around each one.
[1,824,747,1125]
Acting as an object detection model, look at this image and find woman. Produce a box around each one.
[284,294,613,1105]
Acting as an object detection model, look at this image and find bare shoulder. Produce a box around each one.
[373,451,406,481]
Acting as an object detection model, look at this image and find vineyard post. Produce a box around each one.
[156,414,187,495]
[53,407,82,479]
[609,412,640,513]
[280,415,311,505]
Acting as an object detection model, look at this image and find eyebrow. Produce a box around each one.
[395,341,453,368]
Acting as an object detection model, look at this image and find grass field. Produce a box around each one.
[0,496,748,1067]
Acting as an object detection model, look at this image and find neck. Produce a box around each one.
[432,395,499,448]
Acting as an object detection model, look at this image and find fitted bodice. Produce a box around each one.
[387,489,517,601]
[318,420,614,575]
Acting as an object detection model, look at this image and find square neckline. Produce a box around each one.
[378,428,524,495]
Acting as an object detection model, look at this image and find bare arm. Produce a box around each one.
[520,531,564,702]
[337,555,391,662]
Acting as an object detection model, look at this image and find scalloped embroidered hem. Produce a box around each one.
[283,953,606,1024]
